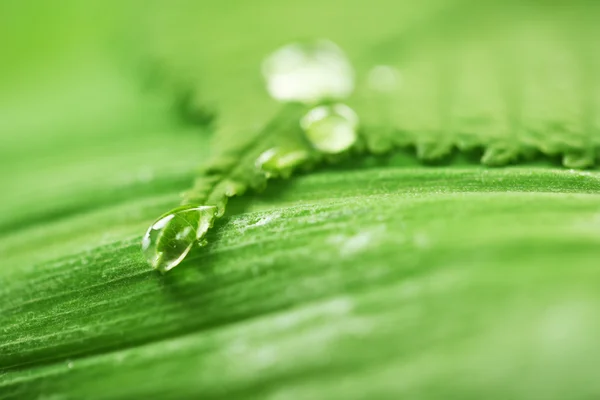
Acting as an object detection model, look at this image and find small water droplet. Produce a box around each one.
[222,179,246,197]
[301,104,358,153]
[262,39,354,104]
[256,146,310,178]
[141,204,217,272]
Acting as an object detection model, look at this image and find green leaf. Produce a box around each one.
[3,166,600,399]
[182,104,312,214]
[2,0,600,399]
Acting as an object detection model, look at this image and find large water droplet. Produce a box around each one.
[300,104,359,153]
[256,146,311,178]
[262,40,354,104]
[141,205,217,273]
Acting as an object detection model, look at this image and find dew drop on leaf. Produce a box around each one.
[256,146,311,178]
[301,103,359,154]
[141,205,217,272]
[262,39,354,104]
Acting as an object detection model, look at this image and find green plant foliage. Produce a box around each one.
[2,0,600,399]
[141,0,600,269]
[181,104,313,214]
[3,166,600,399]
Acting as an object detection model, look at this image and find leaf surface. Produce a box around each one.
[2,1,600,399]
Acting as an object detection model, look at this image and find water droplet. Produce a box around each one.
[141,204,217,272]
[300,104,359,153]
[262,40,354,104]
[256,146,310,178]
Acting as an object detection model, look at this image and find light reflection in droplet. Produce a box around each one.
[256,146,311,178]
[141,205,217,272]
[301,104,359,154]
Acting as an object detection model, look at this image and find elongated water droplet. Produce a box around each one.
[301,104,359,153]
[256,146,311,178]
[262,39,354,104]
[141,205,217,273]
